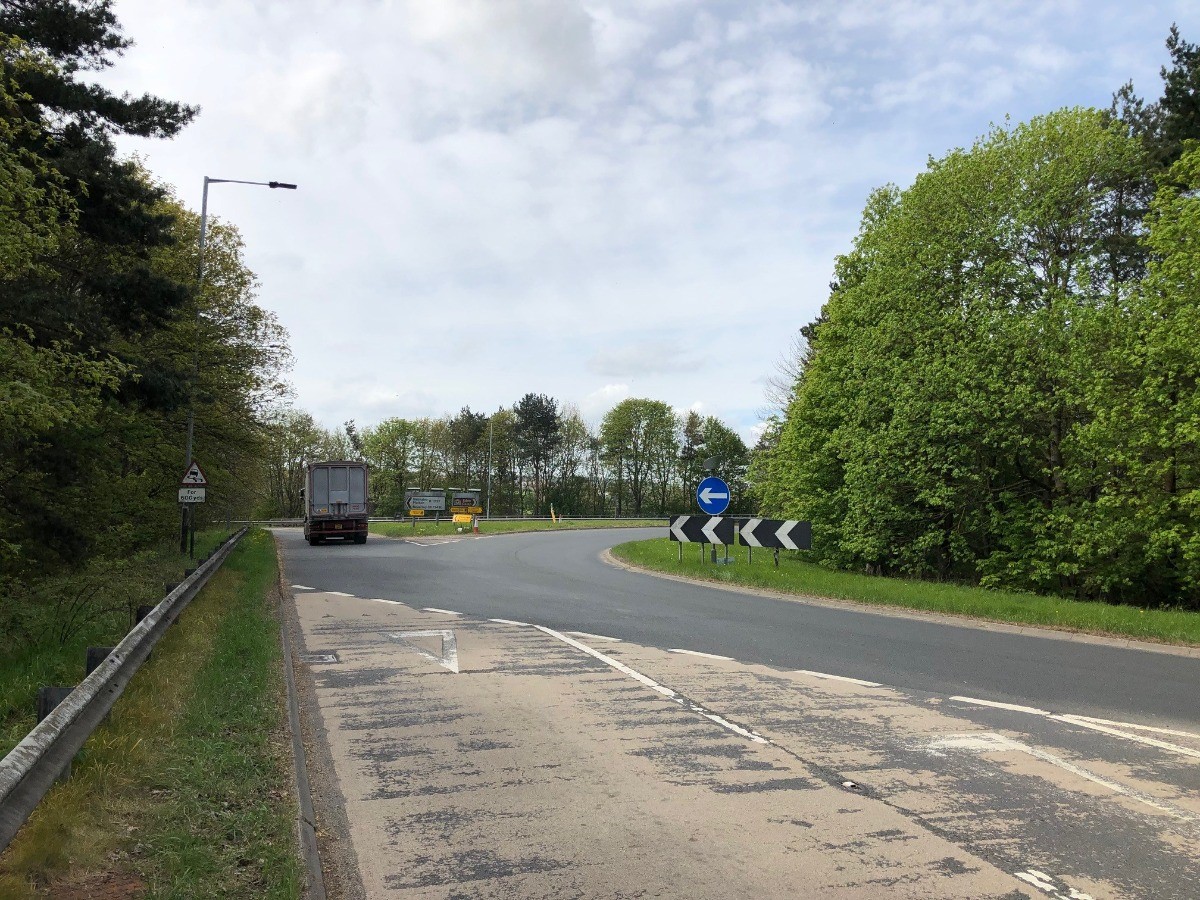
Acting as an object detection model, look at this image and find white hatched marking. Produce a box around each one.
[387,629,459,673]
[1051,714,1200,761]
[490,618,531,626]
[796,669,881,687]
[534,626,768,745]
[568,631,621,642]
[423,607,462,616]
[669,649,732,660]
[1065,714,1200,741]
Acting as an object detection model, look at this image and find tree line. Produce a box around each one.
[262,397,751,519]
[1,1,288,645]
[754,27,1200,608]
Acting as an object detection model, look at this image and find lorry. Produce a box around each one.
[303,460,369,545]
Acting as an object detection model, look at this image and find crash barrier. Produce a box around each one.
[0,528,247,852]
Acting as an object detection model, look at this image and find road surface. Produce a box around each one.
[276,527,1200,899]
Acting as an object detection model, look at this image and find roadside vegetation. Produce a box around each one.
[371,518,664,538]
[0,530,301,899]
[613,538,1200,646]
[753,28,1200,611]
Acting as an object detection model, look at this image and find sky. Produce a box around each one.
[95,0,1198,443]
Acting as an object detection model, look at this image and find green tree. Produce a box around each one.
[513,393,561,514]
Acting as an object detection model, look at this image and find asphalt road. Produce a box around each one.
[280,526,1200,728]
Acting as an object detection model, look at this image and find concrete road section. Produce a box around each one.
[276,528,1200,898]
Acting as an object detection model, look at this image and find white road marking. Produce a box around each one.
[362,597,404,605]
[927,732,1195,821]
[291,584,315,591]
[387,629,460,673]
[796,669,881,687]
[1050,714,1200,760]
[423,607,462,616]
[1015,870,1058,893]
[950,696,1200,760]
[949,696,1051,715]
[327,591,354,597]
[569,631,622,642]
[490,618,531,626]
[533,625,769,745]
[669,649,732,660]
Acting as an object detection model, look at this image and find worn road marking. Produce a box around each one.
[927,733,1195,822]
[668,648,732,660]
[422,607,462,616]
[1014,868,1095,899]
[950,696,1200,759]
[534,625,769,745]
[387,629,460,673]
[567,631,621,642]
[1051,714,1200,760]
[327,590,354,597]
[291,584,315,591]
[949,696,1051,715]
[796,669,881,687]
[489,618,531,626]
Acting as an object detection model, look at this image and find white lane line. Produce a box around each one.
[796,669,881,687]
[1050,715,1200,761]
[490,618,531,626]
[327,591,354,597]
[363,597,404,605]
[533,625,769,745]
[950,697,1200,760]
[927,733,1195,822]
[423,607,462,617]
[1067,714,1200,741]
[291,584,315,591]
[568,631,622,642]
[669,648,732,660]
[949,696,1051,716]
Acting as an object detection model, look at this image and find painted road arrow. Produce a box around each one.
[668,515,734,545]
[738,518,811,551]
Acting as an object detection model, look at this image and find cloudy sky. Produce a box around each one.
[97,0,1196,441]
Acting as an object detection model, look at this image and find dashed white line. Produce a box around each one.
[533,625,769,745]
[291,584,315,591]
[327,591,354,597]
[668,648,732,660]
[423,607,462,616]
[796,669,881,687]
[362,597,404,605]
[949,696,1051,715]
[950,697,1200,760]
[569,631,622,642]
[489,618,531,626]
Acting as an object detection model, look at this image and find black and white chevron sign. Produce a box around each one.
[738,518,811,551]
[668,515,735,546]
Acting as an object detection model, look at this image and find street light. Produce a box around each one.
[180,176,297,554]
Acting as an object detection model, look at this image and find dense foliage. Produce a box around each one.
[1,1,289,646]
[755,30,1200,608]
[261,399,750,519]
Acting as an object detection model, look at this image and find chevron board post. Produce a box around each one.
[668,515,735,545]
[738,518,811,551]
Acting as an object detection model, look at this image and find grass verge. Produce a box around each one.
[0,529,302,899]
[371,517,664,538]
[611,538,1200,647]
[0,530,232,760]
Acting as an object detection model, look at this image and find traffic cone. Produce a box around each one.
[472,515,480,534]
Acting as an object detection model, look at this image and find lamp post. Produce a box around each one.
[180,176,297,554]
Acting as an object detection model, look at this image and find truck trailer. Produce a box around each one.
[303,460,369,545]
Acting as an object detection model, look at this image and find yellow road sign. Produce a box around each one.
[452,514,473,524]
[408,509,425,517]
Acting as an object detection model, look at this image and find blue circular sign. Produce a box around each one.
[696,476,731,515]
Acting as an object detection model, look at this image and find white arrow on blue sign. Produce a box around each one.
[696,476,731,515]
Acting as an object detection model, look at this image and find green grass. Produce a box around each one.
[0,529,302,899]
[612,538,1200,646]
[371,517,665,538]
[0,529,233,761]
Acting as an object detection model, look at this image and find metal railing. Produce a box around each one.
[231,516,669,527]
[0,528,247,852]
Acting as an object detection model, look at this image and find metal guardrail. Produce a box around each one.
[232,516,669,527]
[0,528,247,852]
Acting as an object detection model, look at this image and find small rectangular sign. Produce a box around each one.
[178,487,206,503]
[452,514,473,524]
[408,509,425,517]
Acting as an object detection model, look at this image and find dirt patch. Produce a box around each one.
[48,872,145,899]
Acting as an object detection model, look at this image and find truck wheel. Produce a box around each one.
[308,535,321,546]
